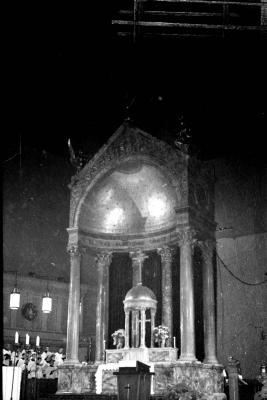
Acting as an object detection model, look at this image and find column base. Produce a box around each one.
[94,360,105,366]
[178,354,200,363]
[63,359,81,366]
[203,357,220,365]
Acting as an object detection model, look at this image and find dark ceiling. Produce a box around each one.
[5,3,267,162]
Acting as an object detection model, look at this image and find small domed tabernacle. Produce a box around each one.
[123,283,157,348]
[125,283,156,301]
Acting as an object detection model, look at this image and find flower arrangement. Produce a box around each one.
[111,329,125,349]
[164,383,206,400]
[153,325,169,347]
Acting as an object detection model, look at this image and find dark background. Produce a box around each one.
[5,4,267,162]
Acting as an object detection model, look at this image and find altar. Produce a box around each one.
[56,122,226,399]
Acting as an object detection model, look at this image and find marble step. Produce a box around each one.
[42,394,165,400]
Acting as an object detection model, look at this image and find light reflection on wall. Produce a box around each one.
[105,207,125,229]
[79,162,179,235]
[147,194,168,218]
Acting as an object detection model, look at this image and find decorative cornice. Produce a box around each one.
[79,228,180,252]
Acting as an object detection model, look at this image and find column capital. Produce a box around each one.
[227,356,240,374]
[178,228,197,247]
[198,239,216,258]
[95,252,113,266]
[129,249,148,264]
[67,245,82,256]
[157,246,173,263]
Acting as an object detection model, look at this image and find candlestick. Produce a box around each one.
[15,331,19,344]
[173,336,176,348]
[36,336,40,347]
[26,333,30,345]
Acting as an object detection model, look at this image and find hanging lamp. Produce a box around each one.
[42,280,52,313]
[10,272,20,310]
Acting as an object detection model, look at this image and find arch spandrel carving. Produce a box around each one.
[69,122,188,229]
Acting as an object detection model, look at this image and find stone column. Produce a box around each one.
[200,239,219,364]
[65,245,81,365]
[158,246,173,340]
[130,250,148,286]
[125,310,130,349]
[95,252,112,363]
[227,357,240,400]
[150,309,156,347]
[79,296,83,334]
[140,308,146,348]
[132,310,140,348]
[178,229,197,362]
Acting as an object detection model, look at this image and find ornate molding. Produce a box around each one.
[67,244,81,256]
[95,252,113,266]
[79,228,180,252]
[157,246,173,263]
[67,227,79,255]
[198,239,215,260]
[177,229,198,247]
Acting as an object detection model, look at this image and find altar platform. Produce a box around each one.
[57,360,225,398]
[46,395,165,400]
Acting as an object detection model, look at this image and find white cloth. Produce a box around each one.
[27,360,36,379]
[41,360,49,377]
[16,359,26,370]
[41,351,52,361]
[54,352,64,366]
[95,363,119,394]
[36,365,44,379]
[2,366,22,400]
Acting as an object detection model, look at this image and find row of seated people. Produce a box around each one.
[3,344,66,379]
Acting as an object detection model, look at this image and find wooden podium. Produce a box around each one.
[114,361,154,400]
